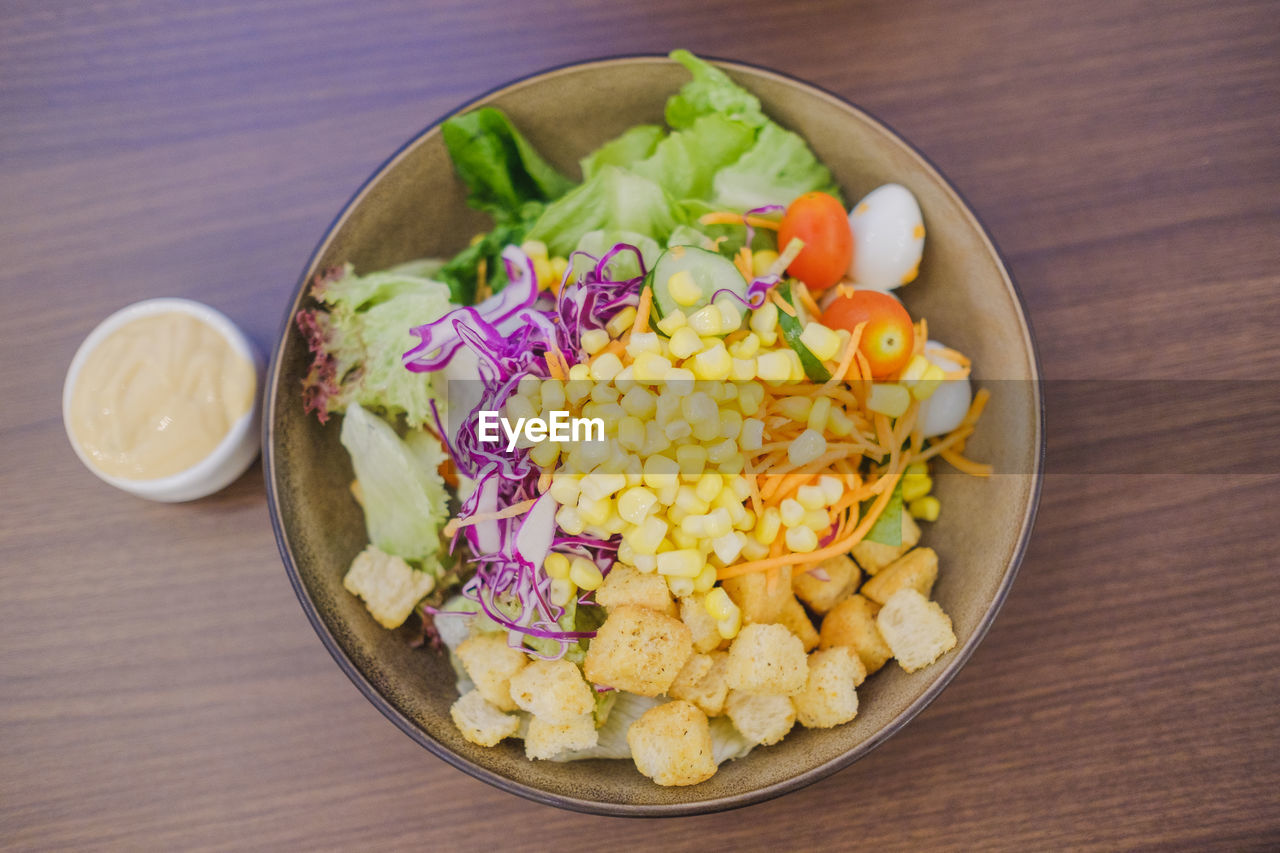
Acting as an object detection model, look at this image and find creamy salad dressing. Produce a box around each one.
[68,313,255,480]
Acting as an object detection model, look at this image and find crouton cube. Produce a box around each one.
[725,690,796,746]
[792,554,861,614]
[342,545,435,629]
[508,658,594,724]
[627,700,717,786]
[793,647,862,728]
[851,512,920,575]
[775,595,820,652]
[679,595,723,653]
[584,605,693,696]
[525,712,598,760]
[819,594,891,676]
[596,565,677,617]
[667,651,730,717]
[450,689,519,747]
[725,623,808,696]
[722,566,792,624]
[456,633,529,712]
[861,547,938,605]
[877,589,957,673]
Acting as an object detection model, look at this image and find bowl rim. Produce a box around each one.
[263,52,1045,818]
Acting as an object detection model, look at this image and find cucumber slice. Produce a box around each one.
[648,246,749,321]
[776,281,832,382]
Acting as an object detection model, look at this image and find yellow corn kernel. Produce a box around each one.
[616,416,645,452]
[665,366,695,390]
[733,507,756,532]
[676,444,707,478]
[740,538,770,561]
[679,512,709,538]
[605,307,636,338]
[711,531,744,564]
[626,331,660,359]
[667,270,702,307]
[570,557,604,591]
[729,357,757,381]
[729,333,761,359]
[692,562,718,593]
[556,505,585,536]
[674,485,710,515]
[785,525,819,553]
[755,506,782,544]
[719,410,743,441]
[788,429,828,466]
[580,328,610,356]
[737,381,765,416]
[719,453,745,475]
[565,378,592,404]
[694,472,723,503]
[756,350,792,382]
[667,576,696,598]
[691,342,733,380]
[787,349,806,382]
[567,363,592,381]
[505,393,538,424]
[632,351,672,382]
[716,298,743,334]
[655,309,687,336]
[800,322,842,362]
[776,396,811,422]
[751,249,779,277]
[706,438,738,464]
[906,461,929,477]
[818,475,844,505]
[548,474,581,505]
[528,440,560,468]
[802,508,830,531]
[658,549,704,578]
[591,385,620,408]
[576,494,612,527]
[912,364,946,400]
[543,552,571,580]
[620,387,657,419]
[618,486,658,524]
[667,326,702,360]
[681,391,718,427]
[631,553,657,573]
[540,379,566,412]
[796,484,827,510]
[549,577,577,608]
[749,302,778,338]
[580,472,627,501]
[613,365,636,394]
[716,607,742,640]
[826,407,854,437]
[867,383,911,417]
[550,256,569,287]
[900,353,931,384]
[664,420,693,441]
[521,239,548,259]
[902,473,933,503]
[641,454,679,488]
[704,508,733,539]
[908,495,941,521]
[689,304,723,336]
[534,257,554,285]
[641,422,672,457]
[625,515,668,555]
[780,498,805,528]
[727,475,752,501]
[807,396,832,433]
[705,587,737,621]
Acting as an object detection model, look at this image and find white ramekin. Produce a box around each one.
[62,298,264,502]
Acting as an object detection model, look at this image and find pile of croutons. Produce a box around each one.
[448,513,957,787]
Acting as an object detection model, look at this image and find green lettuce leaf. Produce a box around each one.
[581,125,665,181]
[862,477,905,547]
[297,264,452,428]
[340,403,449,567]
[526,165,679,256]
[441,108,573,221]
[665,49,768,130]
[631,113,756,201]
[712,123,841,210]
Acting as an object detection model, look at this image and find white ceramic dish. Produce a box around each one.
[63,297,263,502]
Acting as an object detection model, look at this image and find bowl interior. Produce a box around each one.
[266,56,1042,815]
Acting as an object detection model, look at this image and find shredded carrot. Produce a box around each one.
[830,321,866,382]
[931,345,971,368]
[591,339,626,364]
[718,470,904,579]
[734,246,754,279]
[443,498,538,537]
[698,212,781,230]
[961,387,991,427]
[544,352,566,380]
[769,289,796,316]
[795,282,822,318]
[741,453,763,516]
[632,286,653,335]
[940,448,993,477]
[912,426,975,462]
[475,258,489,302]
[724,329,750,345]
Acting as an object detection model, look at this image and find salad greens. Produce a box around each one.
[339,403,450,567]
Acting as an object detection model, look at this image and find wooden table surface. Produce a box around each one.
[3,1,1277,849]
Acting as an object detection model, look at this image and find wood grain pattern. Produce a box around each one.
[2,0,1277,848]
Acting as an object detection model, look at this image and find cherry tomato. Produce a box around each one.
[777,191,854,292]
[821,290,915,378]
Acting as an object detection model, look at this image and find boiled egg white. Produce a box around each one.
[918,341,972,438]
[847,183,925,291]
